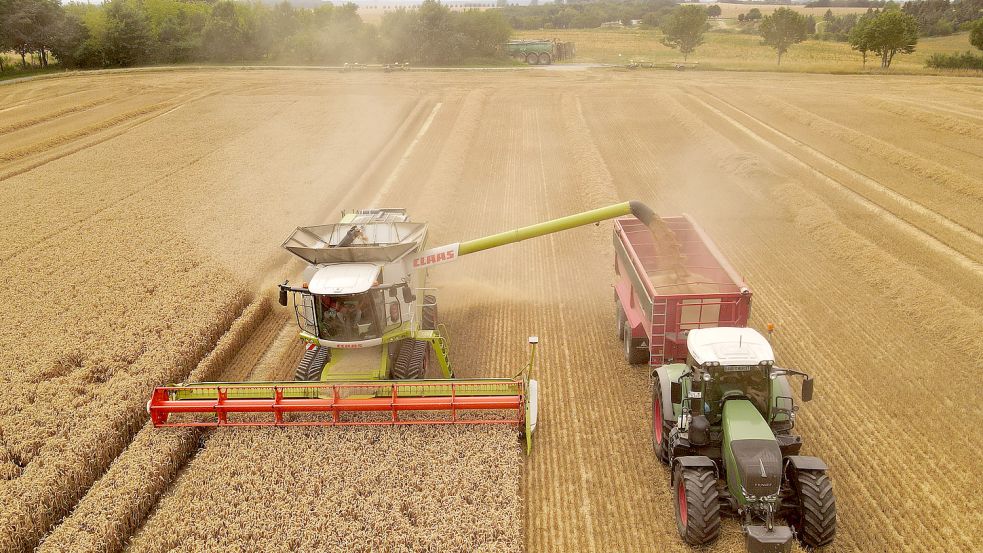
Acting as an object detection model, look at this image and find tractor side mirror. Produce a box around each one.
[670,380,682,404]
[278,287,288,307]
[802,377,814,402]
[401,285,416,303]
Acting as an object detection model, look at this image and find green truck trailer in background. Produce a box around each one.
[505,39,576,65]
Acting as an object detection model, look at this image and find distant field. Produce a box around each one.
[515,28,977,73]
[710,1,871,19]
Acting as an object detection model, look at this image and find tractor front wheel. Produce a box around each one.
[788,469,837,548]
[651,376,670,464]
[393,339,428,380]
[672,463,721,546]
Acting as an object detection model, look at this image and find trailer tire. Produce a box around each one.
[788,469,837,548]
[538,52,552,65]
[422,295,438,330]
[624,326,648,365]
[651,375,671,464]
[526,52,539,65]
[673,464,721,546]
[616,303,627,341]
[393,339,428,380]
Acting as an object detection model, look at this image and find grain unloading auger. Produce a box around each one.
[149,202,668,451]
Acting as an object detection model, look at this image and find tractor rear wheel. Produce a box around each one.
[788,469,837,548]
[526,52,539,65]
[673,464,721,546]
[624,326,648,365]
[422,294,437,330]
[651,376,671,464]
[393,339,428,380]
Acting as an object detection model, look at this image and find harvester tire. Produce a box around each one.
[624,326,648,365]
[295,347,329,382]
[651,376,671,464]
[526,52,539,65]
[673,464,721,546]
[393,339,428,380]
[788,469,837,548]
[538,52,552,65]
[422,295,437,330]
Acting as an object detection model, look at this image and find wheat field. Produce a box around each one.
[1,67,981,552]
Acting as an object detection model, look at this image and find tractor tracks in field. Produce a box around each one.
[686,88,983,276]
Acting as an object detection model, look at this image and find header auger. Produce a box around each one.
[149,202,665,451]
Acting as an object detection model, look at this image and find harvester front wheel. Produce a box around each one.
[393,339,428,380]
[651,376,670,464]
[788,469,837,548]
[295,346,329,382]
[624,327,648,365]
[422,295,437,330]
[673,464,721,546]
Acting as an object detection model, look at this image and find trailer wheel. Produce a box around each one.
[526,52,539,65]
[788,469,837,548]
[616,303,627,341]
[422,295,437,330]
[624,326,648,365]
[393,339,428,380]
[538,52,552,65]
[651,376,671,464]
[673,464,721,546]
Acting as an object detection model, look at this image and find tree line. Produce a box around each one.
[0,0,511,71]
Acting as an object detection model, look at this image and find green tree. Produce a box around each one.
[759,7,808,65]
[970,18,983,51]
[660,4,708,61]
[848,13,875,67]
[867,9,918,67]
[201,0,244,62]
[747,8,762,21]
[707,4,721,18]
[102,0,151,67]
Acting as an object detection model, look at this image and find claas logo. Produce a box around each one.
[413,250,455,268]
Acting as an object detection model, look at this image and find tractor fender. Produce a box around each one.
[653,363,688,422]
[785,455,828,472]
[672,455,718,475]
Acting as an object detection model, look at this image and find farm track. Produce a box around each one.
[1,69,980,553]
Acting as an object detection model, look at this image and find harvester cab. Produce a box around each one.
[654,327,835,553]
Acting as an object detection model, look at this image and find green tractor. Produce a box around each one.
[652,327,836,552]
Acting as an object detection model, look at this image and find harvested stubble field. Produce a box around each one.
[1,67,981,553]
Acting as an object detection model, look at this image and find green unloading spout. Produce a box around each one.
[457,201,653,255]
[406,201,668,270]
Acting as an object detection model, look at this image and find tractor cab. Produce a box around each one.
[685,328,776,423]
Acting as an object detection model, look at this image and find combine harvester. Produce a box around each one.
[148,202,667,451]
[614,216,836,552]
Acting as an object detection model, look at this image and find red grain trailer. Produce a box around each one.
[613,215,752,367]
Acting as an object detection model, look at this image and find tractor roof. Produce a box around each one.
[687,327,774,366]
